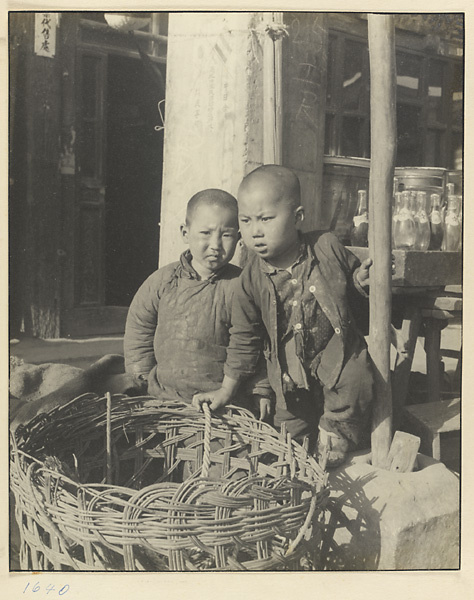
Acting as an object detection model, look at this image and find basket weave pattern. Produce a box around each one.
[10,394,328,571]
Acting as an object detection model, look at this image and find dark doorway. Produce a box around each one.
[105,54,165,306]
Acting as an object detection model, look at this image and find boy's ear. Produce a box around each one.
[180,223,189,243]
[294,205,305,224]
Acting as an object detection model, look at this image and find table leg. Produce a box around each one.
[391,306,422,429]
[424,318,445,404]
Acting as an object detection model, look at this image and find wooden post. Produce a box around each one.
[367,15,397,467]
[263,12,283,164]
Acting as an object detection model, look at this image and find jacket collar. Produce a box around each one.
[258,233,315,275]
[179,250,227,282]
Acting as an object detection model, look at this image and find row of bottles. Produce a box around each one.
[392,185,462,251]
[349,185,462,251]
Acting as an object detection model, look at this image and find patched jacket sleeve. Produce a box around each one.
[224,268,266,383]
[124,270,163,376]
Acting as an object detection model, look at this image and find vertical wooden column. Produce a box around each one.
[367,15,397,467]
[23,13,62,337]
[263,12,283,164]
[424,317,446,405]
[58,13,78,334]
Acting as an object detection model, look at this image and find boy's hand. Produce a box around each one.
[192,376,239,412]
[254,396,272,421]
[192,387,233,412]
[356,258,373,288]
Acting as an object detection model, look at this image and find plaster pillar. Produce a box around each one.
[159,12,266,266]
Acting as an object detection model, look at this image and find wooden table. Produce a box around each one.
[404,397,460,461]
[349,247,461,406]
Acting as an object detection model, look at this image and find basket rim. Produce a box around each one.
[10,394,329,572]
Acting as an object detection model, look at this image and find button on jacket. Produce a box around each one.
[224,231,370,408]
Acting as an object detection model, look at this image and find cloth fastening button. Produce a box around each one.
[291,279,298,285]
[295,323,302,330]
[334,327,341,334]
[309,285,316,293]
[292,300,298,307]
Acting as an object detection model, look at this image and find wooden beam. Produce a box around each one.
[367,15,397,467]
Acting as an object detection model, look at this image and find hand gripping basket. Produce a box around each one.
[10,394,329,571]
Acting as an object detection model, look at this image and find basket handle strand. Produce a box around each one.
[200,401,317,559]
[285,494,318,557]
[202,402,212,479]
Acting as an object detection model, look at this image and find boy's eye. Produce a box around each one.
[200,231,210,236]
[239,218,249,225]
[261,216,273,222]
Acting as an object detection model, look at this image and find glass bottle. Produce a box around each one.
[392,192,402,249]
[392,177,399,198]
[429,193,444,250]
[393,191,416,250]
[444,195,461,251]
[350,189,369,247]
[441,184,455,249]
[414,191,430,251]
[409,191,417,219]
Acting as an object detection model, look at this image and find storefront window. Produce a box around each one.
[396,104,422,166]
[342,40,365,110]
[325,19,463,169]
[396,52,422,99]
[427,59,446,123]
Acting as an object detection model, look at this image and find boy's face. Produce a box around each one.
[238,183,304,268]
[181,204,239,279]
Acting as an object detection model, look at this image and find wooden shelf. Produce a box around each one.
[348,247,462,287]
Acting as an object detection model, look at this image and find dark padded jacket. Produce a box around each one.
[223,231,370,406]
[124,250,271,402]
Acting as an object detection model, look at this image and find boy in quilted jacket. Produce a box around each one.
[124,188,272,416]
[193,166,374,467]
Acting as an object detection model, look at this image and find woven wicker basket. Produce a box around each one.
[10,393,329,571]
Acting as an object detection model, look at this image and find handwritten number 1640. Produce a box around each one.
[23,582,69,595]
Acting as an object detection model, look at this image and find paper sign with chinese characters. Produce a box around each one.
[34,13,58,58]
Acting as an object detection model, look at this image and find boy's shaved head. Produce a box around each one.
[238,165,301,208]
[186,189,238,226]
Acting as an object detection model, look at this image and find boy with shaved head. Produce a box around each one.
[194,166,373,467]
[124,188,271,410]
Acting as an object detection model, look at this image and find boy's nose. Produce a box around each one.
[210,234,223,250]
[251,222,263,238]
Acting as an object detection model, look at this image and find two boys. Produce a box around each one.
[125,166,373,467]
[191,165,373,466]
[124,188,271,414]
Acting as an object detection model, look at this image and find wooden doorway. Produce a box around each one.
[60,13,166,337]
[105,54,163,307]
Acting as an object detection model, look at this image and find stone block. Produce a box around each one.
[319,451,459,570]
